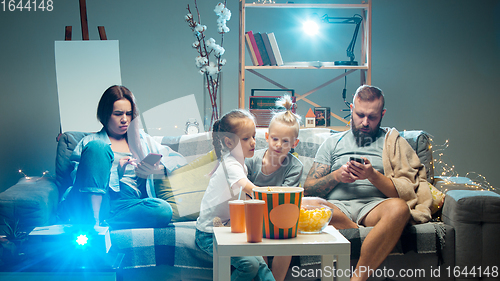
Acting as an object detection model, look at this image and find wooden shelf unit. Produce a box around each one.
[238,0,372,124]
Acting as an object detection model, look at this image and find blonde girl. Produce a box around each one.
[245,95,303,281]
[195,109,275,281]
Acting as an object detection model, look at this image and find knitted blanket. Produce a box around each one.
[383,128,433,223]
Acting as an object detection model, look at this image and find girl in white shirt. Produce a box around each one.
[195,109,275,281]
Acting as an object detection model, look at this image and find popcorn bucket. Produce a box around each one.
[253,187,303,239]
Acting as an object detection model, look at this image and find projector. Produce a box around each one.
[24,224,116,271]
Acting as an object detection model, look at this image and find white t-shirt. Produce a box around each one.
[196,154,247,233]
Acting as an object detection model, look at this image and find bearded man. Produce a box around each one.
[304,85,432,281]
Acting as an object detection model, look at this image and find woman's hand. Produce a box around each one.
[117,156,137,179]
[136,161,164,179]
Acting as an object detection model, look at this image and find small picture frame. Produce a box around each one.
[314,107,330,127]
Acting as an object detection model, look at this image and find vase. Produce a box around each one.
[203,72,222,132]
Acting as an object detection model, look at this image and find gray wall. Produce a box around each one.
[1,0,499,192]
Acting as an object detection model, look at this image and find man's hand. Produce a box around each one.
[338,164,357,183]
[345,157,399,198]
[345,157,374,181]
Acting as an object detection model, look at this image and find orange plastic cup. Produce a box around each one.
[244,199,265,243]
[229,200,246,233]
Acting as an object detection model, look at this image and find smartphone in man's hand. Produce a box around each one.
[349,157,365,165]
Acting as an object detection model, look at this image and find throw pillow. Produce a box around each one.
[155,150,217,222]
[428,182,445,215]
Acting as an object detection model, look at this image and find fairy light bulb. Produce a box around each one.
[432,138,493,192]
[18,169,31,180]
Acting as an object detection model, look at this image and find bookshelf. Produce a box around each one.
[238,0,371,125]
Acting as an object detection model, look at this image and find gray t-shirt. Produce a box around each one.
[245,149,303,187]
[314,129,387,200]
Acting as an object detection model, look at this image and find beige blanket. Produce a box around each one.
[383,128,432,223]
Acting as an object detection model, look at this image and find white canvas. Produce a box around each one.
[141,94,204,137]
[55,40,122,132]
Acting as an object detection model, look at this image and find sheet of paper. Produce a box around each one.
[55,40,122,132]
[141,94,204,136]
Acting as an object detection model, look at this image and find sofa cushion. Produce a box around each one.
[155,150,217,222]
[442,190,500,270]
[159,133,213,163]
[398,130,434,184]
[0,178,58,231]
[429,182,445,215]
[55,131,91,198]
[443,190,500,224]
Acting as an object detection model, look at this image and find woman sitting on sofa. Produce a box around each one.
[60,85,187,229]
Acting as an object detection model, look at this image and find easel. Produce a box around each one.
[56,0,108,142]
[64,0,107,41]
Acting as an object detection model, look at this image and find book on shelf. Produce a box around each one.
[254,32,271,66]
[245,32,259,66]
[283,61,333,68]
[246,31,264,66]
[267,32,283,66]
[261,33,277,66]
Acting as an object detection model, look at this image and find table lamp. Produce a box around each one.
[303,14,363,66]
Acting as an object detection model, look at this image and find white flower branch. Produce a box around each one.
[186,1,230,129]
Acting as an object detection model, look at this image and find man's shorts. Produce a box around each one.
[327,197,388,225]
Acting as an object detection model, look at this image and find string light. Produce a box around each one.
[18,170,50,181]
[430,138,494,193]
[18,169,31,180]
[465,171,495,192]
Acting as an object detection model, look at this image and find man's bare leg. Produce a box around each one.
[352,198,410,281]
[271,256,292,281]
[324,202,359,229]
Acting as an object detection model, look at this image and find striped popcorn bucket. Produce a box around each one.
[253,187,303,239]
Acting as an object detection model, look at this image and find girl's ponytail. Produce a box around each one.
[270,95,301,137]
[209,109,254,176]
[212,109,255,161]
[212,119,223,160]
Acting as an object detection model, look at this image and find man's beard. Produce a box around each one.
[352,119,382,147]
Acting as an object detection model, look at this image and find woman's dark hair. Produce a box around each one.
[212,109,255,160]
[96,85,138,127]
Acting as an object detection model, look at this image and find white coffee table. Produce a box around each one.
[213,225,350,281]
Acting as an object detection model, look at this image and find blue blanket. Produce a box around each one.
[110,221,212,270]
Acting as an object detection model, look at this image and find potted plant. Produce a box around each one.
[0,219,30,265]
